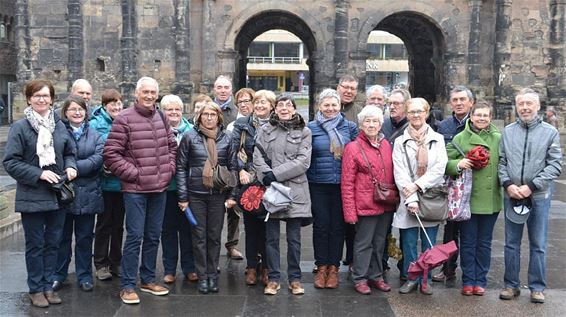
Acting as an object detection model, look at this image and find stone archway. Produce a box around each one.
[233,10,318,108]
[374,12,447,103]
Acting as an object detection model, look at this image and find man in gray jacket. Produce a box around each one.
[498,88,562,304]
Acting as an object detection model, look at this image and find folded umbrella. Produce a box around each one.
[407,213,458,287]
[184,206,198,226]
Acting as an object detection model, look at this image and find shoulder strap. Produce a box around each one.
[402,141,416,181]
[254,140,272,168]
[157,109,170,131]
[450,141,466,157]
[355,140,381,183]
[389,121,409,141]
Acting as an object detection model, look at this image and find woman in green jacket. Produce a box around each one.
[445,101,502,297]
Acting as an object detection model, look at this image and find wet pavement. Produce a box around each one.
[0,127,565,316]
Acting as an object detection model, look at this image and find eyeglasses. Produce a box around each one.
[67,107,86,114]
[407,110,426,116]
[472,113,490,118]
[201,112,218,118]
[389,101,404,107]
[31,94,51,101]
[339,84,358,92]
[237,99,252,105]
[276,102,294,109]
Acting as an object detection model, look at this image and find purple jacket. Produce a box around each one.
[104,103,176,193]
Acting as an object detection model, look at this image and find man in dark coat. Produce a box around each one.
[104,77,177,304]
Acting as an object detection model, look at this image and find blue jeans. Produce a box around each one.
[400,225,439,281]
[460,212,499,288]
[121,192,166,289]
[53,213,96,284]
[265,218,302,283]
[310,183,344,267]
[161,191,195,276]
[20,209,66,293]
[504,194,551,292]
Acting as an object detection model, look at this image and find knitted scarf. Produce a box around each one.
[200,125,219,189]
[24,106,56,168]
[268,112,305,130]
[315,111,347,159]
[408,123,430,177]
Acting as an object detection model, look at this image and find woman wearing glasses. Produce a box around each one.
[52,95,104,293]
[227,88,255,132]
[392,98,447,295]
[90,89,126,281]
[3,80,77,307]
[176,101,237,294]
[254,95,312,296]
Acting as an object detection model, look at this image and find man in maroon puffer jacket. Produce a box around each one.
[104,77,177,304]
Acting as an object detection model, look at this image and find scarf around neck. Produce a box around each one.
[316,111,347,159]
[199,125,219,189]
[408,123,430,177]
[269,112,305,130]
[25,106,57,168]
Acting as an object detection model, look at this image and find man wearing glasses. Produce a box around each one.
[382,89,411,146]
[336,75,363,123]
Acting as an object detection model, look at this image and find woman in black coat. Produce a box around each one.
[52,95,104,293]
[3,80,77,307]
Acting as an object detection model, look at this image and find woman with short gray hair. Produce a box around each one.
[307,88,358,290]
[341,105,395,295]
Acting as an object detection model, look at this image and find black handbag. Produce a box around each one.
[50,175,75,205]
[402,142,448,222]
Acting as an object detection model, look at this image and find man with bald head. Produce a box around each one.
[212,75,238,127]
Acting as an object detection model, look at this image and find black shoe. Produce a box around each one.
[198,279,209,294]
[208,278,219,293]
[80,281,94,292]
[52,281,63,292]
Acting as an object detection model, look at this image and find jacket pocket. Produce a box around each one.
[284,132,302,159]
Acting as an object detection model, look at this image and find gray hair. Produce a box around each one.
[160,94,183,109]
[136,77,159,94]
[515,87,540,105]
[71,79,92,91]
[317,88,341,105]
[389,88,411,102]
[214,75,233,88]
[357,105,384,125]
[338,74,358,85]
[366,85,387,99]
[450,85,474,102]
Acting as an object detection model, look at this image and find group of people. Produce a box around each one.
[3,74,561,308]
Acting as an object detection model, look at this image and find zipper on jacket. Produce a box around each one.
[520,124,529,185]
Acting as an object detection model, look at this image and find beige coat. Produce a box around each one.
[253,123,312,219]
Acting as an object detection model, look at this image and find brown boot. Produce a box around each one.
[261,268,269,286]
[246,268,257,285]
[325,265,339,289]
[313,265,328,289]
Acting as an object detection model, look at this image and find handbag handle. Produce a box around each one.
[414,212,434,249]
[402,142,416,182]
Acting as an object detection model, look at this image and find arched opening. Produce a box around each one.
[365,30,409,93]
[234,11,317,115]
[373,12,446,104]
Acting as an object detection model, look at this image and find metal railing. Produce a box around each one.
[248,56,302,64]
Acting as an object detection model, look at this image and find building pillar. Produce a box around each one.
[467,0,482,88]
[548,0,566,111]
[173,0,192,102]
[67,0,83,85]
[202,0,216,84]
[493,0,513,119]
[349,49,369,92]
[120,0,137,106]
[334,0,349,82]
[216,49,238,82]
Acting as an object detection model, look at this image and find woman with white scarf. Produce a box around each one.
[3,80,77,308]
[307,89,358,289]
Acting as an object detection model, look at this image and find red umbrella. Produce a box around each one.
[407,214,458,286]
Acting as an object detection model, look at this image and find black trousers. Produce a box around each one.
[93,191,125,271]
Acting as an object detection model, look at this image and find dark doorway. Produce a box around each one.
[374,12,446,104]
[234,11,317,111]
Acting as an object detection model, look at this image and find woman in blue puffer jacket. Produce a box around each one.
[52,95,104,292]
[307,88,358,289]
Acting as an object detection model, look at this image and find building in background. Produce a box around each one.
[366,31,409,93]
[0,0,16,125]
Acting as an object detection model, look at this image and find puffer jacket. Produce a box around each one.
[392,125,448,229]
[104,103,177,193]
[89,106,121,192]
[3,112,77,212]
[64,121,104,215]
[498,116,562,198]
[307,114,358,184]
[176,125,236,199]
[231,115,259,173]
[446,120,502,214]
[253,115,312,219]
[437,113,468,144]
[167,117,193,192]
[341,132,395,224]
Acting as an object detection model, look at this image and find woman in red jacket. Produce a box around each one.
[341,105,396,295]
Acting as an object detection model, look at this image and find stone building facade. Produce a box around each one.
[2,0,565,121]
